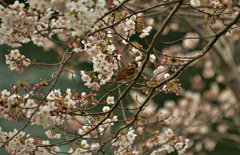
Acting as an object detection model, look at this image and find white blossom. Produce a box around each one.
[107,96,115,104]
[103,106,110,112]
[165,129,174,137]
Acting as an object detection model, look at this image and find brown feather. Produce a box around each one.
[108,61,139,88]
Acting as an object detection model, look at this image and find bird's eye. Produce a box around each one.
[133,63,138,67]
[129,61,138,67]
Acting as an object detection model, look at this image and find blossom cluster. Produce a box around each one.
[110,125,189,155]
[0,0,108,47]
[150,129,189,155]
[0,128,59,155]
[112,127,137,155]
[80,36,121,88]
[118,15,138,40]
[68,140,99,155]
[200,0,237,27]
[0,88,75,128]
[65,0,107,37]
[2,0,239,154]
[5,49,31,71]
[127,84,238,154]
[79,14,143,88]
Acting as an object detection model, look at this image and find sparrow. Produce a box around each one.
[108,60,139,88]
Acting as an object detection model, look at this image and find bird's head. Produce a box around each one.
[129,60,138,68]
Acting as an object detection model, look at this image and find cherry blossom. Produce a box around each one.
[107,96,115,104]
[0,0,239,154]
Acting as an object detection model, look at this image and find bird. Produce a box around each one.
[108,60,139,88]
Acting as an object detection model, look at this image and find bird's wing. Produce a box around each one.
[118,66,135,77]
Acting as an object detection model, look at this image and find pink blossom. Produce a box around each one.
[91,82,100,91]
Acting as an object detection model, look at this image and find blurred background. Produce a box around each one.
[1,0,240,154]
